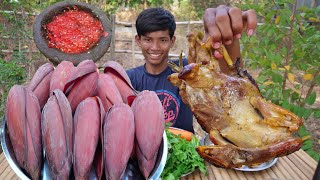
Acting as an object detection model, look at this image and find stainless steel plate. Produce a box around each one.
[233,158,278,172]
[200,134,278,171]
[1,118,167,180]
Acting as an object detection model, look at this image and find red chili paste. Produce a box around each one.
[45,7,105,54]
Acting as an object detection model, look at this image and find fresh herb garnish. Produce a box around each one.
[161,129,207,179]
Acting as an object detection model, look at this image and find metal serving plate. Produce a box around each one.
[200,134,278,171]
[0,118,167,180]
[233,158,278,172]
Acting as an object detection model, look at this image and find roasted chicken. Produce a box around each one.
[167,32,303,168]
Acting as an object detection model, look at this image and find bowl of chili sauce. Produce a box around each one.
[33,1,112,65]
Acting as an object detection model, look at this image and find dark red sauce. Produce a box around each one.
[45,7,106,54]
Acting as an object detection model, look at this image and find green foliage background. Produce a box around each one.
[239,0,320,161]
[0,0,319,160]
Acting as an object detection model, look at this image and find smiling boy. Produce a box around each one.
[126,6,257,133]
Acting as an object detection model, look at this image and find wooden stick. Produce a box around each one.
[258,170,272,180]
[234,170,247,180]
[206,164,217,180]
[252,171,265,180]
[226,169,238,180]
[243,172,256,180]
[282,156,309,180]
[290,150,317,169]
[277,158,294,179]
[218,167,231,180]
[0,159,9,174]
[3,169,17,180]
[287,152,316,178]
[270,160,287,179]
[265,167,278,179]
[211,166,223,180]
[194,169,202,180]
[0,153,5,164]
[0,166,13,179]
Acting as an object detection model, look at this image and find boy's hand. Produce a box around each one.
[203,5,257,59]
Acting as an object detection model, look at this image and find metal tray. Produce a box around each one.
[1,118,167,180]
[233,158,278,172]
[200,134,278,171]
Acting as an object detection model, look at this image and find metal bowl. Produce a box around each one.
[33,1,112,65]
[0,118,167,180]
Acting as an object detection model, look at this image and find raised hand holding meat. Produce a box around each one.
[167,32,303,168]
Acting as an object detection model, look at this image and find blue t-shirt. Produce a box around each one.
[126,59,194,133]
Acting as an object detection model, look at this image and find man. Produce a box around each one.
[126,5,257,133]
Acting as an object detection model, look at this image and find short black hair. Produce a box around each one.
[136,8,176,38]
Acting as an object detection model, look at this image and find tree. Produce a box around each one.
[239,0,320,161]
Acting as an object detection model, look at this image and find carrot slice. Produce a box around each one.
[167,127,194,141]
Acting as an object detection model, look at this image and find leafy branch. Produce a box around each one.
[239,0,320,161]
[281,0,297,97]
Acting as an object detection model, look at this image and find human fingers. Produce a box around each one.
[214,50,223,59]
[201,32,223,59]
[242,9,257,36]
[215,6,234,45]
[228,7,243,39]
[203,8,222,49]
